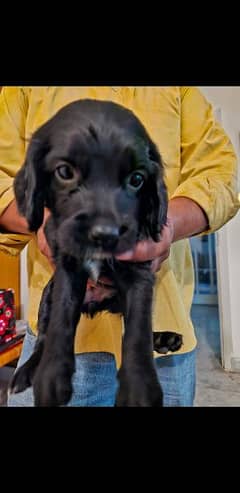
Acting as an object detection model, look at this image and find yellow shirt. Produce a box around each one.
[0,86,239,368]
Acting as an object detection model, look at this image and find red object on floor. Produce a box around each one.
[0,289,16,346]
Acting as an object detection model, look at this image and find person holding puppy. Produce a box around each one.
[0,86,239,406]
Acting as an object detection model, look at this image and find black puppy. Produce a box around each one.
[10,99,182,406]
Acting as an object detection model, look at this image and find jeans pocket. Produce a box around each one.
[26,326,37,339]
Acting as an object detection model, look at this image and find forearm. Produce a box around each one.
[168,197,208,243]
[0,199,29,234]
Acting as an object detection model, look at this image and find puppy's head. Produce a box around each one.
[14,99,168,258]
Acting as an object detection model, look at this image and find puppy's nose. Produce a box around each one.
[90,225,119,250]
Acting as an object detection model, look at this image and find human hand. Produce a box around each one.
[115,217,174,273]
[36,208,55,270]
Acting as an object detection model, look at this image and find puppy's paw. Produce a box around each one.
[9,358,37,394]
[153,331,183,354]
[33,360,74,407]
[115,367,163,407]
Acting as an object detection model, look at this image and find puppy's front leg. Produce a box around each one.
[9,278,54,394]
[33,260,88,406]
[116,264,163,407]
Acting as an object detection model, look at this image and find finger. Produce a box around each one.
[151,251,170,273]
[41,247,55,270]
[151,257,165,273]
[115,249,134,261]
[37,235,55,269]
[151,258,161,273]
[48,259,55,271]
[42,247,55,269]
[116,240,157,262]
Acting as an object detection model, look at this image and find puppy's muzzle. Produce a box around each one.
[89,224,120,250]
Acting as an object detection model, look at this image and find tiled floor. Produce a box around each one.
[1,305,240,406]
[192,304,240,406]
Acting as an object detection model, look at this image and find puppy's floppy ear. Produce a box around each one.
[141,143,168,242]
[14,138,49,232]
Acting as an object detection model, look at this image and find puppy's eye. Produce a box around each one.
[127,171,145,191]
[55,164,75,181]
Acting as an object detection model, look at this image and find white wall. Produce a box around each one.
[199,86,240,370]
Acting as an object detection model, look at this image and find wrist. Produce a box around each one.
[167,197,208,243]
[0,199,30,234]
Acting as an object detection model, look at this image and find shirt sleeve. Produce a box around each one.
[0,87,32,255]
[171,87,239,233]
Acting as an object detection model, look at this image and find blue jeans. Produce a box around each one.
[8,327,196,407]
